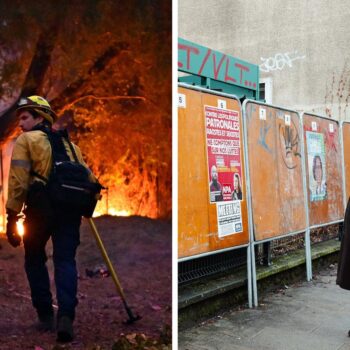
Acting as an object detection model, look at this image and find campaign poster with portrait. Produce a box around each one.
[205,105,243,203]
[306,131,327,201]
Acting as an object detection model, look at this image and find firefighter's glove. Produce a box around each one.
[6,209,21,248]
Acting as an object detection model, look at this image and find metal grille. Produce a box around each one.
[310,223,341,244]
[179,225,341,284]
[178,248,247,285]
[257,224,341,264]
[255,233,305,265]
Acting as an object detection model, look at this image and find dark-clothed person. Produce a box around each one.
[337,199,350,336]
[337,199,350,290]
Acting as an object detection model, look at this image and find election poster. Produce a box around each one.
[306,131,327,201]
[216,200,243,237]
[205,105,243,203]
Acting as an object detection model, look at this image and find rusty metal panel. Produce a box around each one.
[178,87,208,258]
[244,101,306,241]
[342,122,350,201]
[178,86,249,258]
[302,114,344,225]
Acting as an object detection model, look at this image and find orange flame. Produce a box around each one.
[93,207,130,217]
[0,204,131,235]
[0,215,5,234]
[16,219,25,237]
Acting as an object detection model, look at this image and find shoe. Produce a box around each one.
[36,313,55,332]
[56,316,74,343]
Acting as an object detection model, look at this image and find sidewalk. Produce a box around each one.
[179,264,350,350]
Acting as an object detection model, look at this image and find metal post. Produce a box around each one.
[305,228,312,281]
[251,243,258,306]
[242,100,258,307]
[299,113,312,281]
[340,121,347,241]
[247,245,252,308]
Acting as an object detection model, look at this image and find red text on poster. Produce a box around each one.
[205,105,243,203]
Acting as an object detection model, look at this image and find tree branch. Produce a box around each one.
[58,94,146,116]
[50,41,129,112]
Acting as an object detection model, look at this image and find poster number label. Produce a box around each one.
[178,93,186,108]
[259,108,266,120]
[329,123,334,133]
[285,114,291,126]
[218,99,227,109]
[311,121,317,131]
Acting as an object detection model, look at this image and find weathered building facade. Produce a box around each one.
[179,0,350,120]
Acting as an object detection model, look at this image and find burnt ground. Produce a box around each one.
[0,216,172,350]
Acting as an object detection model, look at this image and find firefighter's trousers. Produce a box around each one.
[23,208,81,321]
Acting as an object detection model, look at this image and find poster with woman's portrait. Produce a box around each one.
[306,131,327,201]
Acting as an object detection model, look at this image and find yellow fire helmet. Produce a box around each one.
[16,95,58,124]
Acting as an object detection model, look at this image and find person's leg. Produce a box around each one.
[52,215,81,341]
[23,211,53,330]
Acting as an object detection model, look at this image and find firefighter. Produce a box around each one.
[5,96,91,342]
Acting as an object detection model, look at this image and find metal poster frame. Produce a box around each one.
[242,100,312,307]
[340,121,349,211]
[301,112,344,230]
[178,83,253,307]
[301,113,344,289]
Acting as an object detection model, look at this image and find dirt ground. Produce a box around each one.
[0,216,172,350]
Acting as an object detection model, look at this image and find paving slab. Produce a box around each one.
[179,264,350,350]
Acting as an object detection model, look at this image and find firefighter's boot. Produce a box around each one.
[36,311,55,332]
[56,315,74,342]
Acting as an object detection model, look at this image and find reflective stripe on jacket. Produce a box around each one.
[6,130,93,213]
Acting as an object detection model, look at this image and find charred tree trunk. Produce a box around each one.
[0,19,62,145]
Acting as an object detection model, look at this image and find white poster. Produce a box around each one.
[216,200,243,237]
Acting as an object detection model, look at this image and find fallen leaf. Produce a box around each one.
[151,304,162,311]
[109,296,121,302]
[126,333,138,345]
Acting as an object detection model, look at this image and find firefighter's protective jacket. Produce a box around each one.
[6,130,94,213]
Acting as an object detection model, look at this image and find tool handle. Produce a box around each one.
[88,218,127,301]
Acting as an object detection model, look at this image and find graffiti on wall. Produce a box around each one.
[324,61,350,120]
[260,51,306,73]
[178,38,259,90]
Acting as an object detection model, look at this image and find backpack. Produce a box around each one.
[32,127,103,218]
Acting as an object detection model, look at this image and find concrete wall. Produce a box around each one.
[179,0,350,120]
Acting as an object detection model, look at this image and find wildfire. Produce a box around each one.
[0,207,131,235]
[92,207,130,217]
[108,208,130,216]
[93,195,131,217]
[0,204,131,235]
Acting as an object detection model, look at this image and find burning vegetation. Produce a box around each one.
[0,0,172,225]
